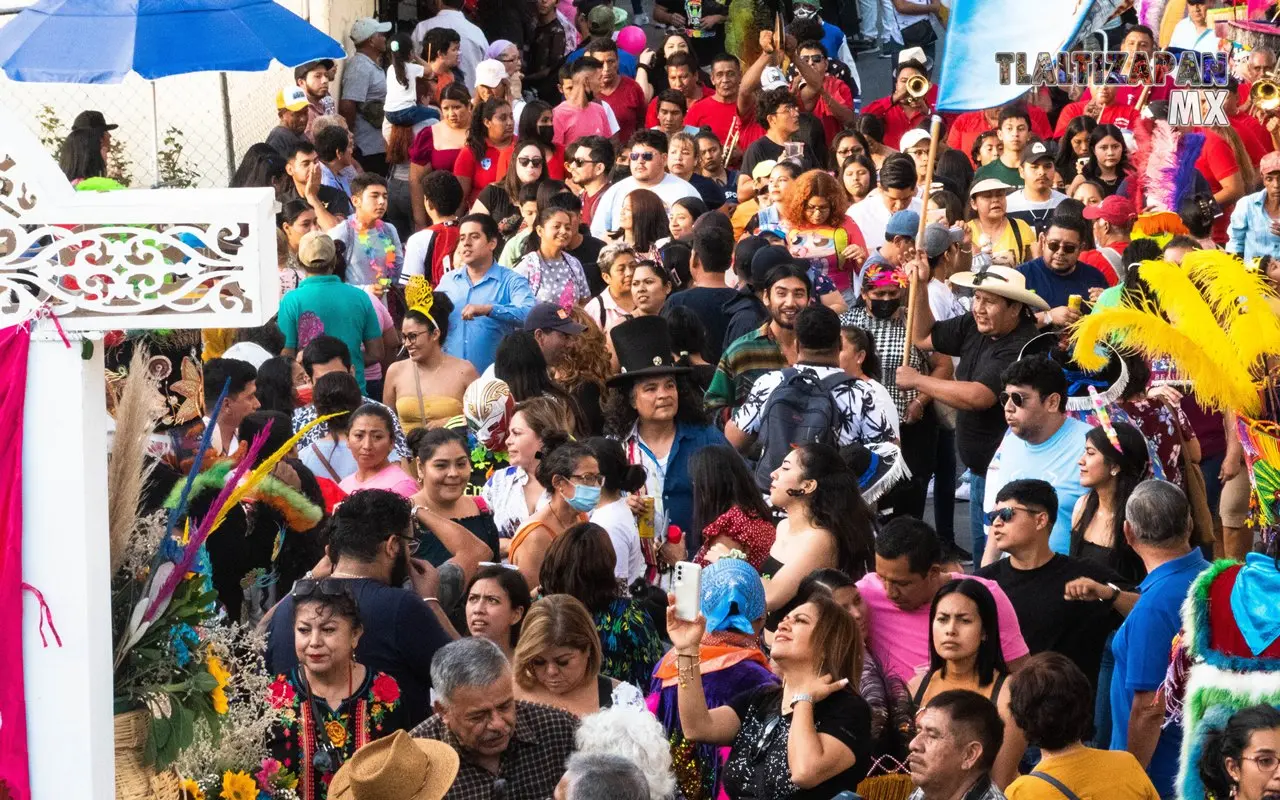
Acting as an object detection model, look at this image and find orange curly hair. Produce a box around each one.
[778,170,850,229]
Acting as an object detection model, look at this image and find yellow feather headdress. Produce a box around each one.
[1070,250,1280,417]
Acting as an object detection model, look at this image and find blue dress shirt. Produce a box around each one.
[437,262,536,374]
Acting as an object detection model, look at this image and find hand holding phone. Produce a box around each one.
[672,561,703,622]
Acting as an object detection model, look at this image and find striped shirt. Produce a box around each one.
[705,323,789,417]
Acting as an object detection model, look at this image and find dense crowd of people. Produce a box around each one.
[78,0,1280,796]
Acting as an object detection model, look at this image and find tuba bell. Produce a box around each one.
[905,74,931,100]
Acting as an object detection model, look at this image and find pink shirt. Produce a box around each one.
[855,572,1029,684]
[339,462,419,498]
[552,101,613,147]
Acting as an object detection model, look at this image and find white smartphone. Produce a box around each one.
[673,561,703,622]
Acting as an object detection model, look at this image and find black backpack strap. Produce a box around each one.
[1029,772,1083,800]
[818,370,854,393]
[1010,220,1026,262]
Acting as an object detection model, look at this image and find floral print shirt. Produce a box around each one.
[266,668,407,800]
[594,596,665,688]
[1119,398,1195,488]
[513,250,590,306]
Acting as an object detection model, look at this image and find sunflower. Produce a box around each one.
[179,778,205,800]
[220,771,256,800]
[207,655,231,715]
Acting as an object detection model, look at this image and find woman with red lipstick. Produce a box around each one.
[266,580,407,799]
[907,579,1024,789]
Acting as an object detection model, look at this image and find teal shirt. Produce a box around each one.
[278,275,381,394]
[974,159,1025,188]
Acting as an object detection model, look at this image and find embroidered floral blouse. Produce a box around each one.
[265,668,407,800]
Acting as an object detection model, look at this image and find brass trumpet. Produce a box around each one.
[905,74,931,100]
[1252,78,1280,112]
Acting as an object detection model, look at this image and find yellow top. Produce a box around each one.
[967,217,1036,266]
[1005,747,1160,800]
[395,395,464,433]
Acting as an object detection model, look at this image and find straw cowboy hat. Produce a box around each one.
[329,730,460,800]
[949,263,1050,311]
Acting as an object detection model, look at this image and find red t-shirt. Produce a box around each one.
[686,96,764,152]
[493,142,566,181]
[1194,127,1241,245]
[453,143,504,205]
[600,76,648,145]
[809,76,855,144]
[946,105,1053,165]
[1229,111,1273,164]
[863,93,934,154]
[1053,101,1121,138]
[1078,244,1122,286]
[644,86,714,127]
[581,187,605,228]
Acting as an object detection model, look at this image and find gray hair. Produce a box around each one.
[1125,480,1189,548]
[597,242,637,275]
[575,707,676,800]
[430,637,510,703]
[563,753,650,800]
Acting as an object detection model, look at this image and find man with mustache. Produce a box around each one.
[414,638,579,800]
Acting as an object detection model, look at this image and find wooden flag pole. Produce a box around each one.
[904,115,944,365]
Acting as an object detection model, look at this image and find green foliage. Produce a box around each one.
[106,137,135,188]
[37,105,64,155]
[157,126,199,188]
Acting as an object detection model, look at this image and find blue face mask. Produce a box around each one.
[566,483,602,512]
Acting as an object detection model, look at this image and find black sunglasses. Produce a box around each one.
[985,505,1039,525]
[629,151,657,162]
[1045,240,1079,254]
[570,157,598,166]
[292,577,348,599]
[517,156,544,167]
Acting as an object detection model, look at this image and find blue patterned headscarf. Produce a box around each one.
[701,557,766,635]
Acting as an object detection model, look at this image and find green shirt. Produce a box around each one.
[974,159,1025,188]
[705,323,788,417]
[277,275,381,394]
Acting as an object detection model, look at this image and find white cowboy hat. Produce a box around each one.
[949,264,1050,311]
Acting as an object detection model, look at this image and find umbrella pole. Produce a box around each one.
[151,81,160,186]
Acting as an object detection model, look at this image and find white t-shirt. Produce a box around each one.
[1168,17,1222,53]
[847,190,924,252]
[385,63,425,113]
[590,497,646,583]
[590,174,699,238]
[411,10,489,90]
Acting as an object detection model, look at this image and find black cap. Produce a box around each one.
[750,245,795,287]
[524,302,588,335]
[71,110,117,133]
[294,59,336,81]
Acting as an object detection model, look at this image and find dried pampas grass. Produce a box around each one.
[109,348,163,575]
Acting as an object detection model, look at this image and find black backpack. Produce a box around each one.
[752,368,850,490]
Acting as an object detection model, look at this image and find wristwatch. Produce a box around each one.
[1105,582,1121,604]
[789,693,813,710]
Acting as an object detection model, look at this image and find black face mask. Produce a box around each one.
[537,123,555,144]
[869,297,902,319]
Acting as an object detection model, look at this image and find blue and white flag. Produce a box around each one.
[935,0,1128,112]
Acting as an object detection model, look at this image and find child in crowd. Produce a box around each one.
[327,173,404,292]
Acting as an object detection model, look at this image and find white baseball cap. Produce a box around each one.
[761,66,788,91]
[475,59,508,89]
[900,128,931,151]
[350,17,391,44]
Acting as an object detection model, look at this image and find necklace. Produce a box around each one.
[355,219,397,284]
[329,570,368,579]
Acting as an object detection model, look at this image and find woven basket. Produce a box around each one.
[114,709,181,800]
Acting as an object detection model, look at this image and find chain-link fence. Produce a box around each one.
[0,64,288,190]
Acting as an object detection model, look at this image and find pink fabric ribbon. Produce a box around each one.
[0,323,33,800]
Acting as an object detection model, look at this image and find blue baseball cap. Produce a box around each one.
[885,209,920,239]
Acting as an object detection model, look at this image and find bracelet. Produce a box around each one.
[422,596,440,605]
[411,504,428,517]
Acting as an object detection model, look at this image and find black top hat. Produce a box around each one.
[607,316,690,387]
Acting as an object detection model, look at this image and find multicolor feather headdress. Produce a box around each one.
[1126,115,1204,246]
[1071,250,1280,417]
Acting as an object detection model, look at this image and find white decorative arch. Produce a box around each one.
[1,101,276,800]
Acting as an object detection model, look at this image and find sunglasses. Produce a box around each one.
[629,151,657,162]
[1045,240,1079,254]
[569,157,598,167]
[998,390,1032,408]
[292,577,348,600]
[799,54,826,64]
[517,156,545,168]
[985,505,1038,525]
